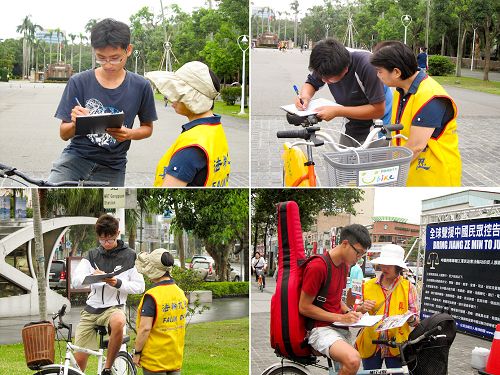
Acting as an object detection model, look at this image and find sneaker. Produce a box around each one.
[101,369,112,375]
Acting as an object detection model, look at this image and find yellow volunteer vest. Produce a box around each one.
[137,282,188,372]
[355,277,411,358]
[391,76,461,186]
[154,122,230,187]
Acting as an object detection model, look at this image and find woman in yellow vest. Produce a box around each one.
[134,249,188,375]
[370,41,461,186]
[354,244,420,370]
[146,61,230,187]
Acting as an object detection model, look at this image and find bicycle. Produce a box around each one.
[0,162,109,187]
[30,304,136,375]
[277,113,412,187]
[256,269,265,292]
[262,325,446,375]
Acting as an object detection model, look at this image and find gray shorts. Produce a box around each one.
[308,326,352,359]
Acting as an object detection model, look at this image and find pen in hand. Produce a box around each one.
[74,97,83,107]
[293,85,304,106]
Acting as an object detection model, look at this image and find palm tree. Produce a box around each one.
[78,33,88,72]
[16,15,32,78]
[69,33,76,68]
[54,28,62,62]
[48,29,54,65]
[32,188,47,320]
[290,0,299,46]
[85,19,98,69]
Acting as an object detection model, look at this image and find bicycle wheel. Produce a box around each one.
[34,364,82,375]
[265,364,309,375]
[111,351,137,375]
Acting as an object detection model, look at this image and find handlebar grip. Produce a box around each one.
[384,124,404,132]
[277,129,309,139]
[424,325,442,338]
[60,304,67,317]
[371,340,389,345]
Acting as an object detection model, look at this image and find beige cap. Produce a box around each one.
[135,248,173,280]
[146,61,219,114]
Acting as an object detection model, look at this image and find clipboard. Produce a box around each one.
[75,112,124,136]
[82,266,124,285]
[332,313,384,328]
[280,98,340,116]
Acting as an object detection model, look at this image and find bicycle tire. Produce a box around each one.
[264,364,309,375]
[111,351,137,375]
[33,365,82,375]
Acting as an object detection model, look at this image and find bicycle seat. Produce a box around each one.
[95,325,130,349]
[102,336,130,349]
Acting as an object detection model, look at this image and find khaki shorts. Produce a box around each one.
[308,326,352,359]
[74,307,126,351]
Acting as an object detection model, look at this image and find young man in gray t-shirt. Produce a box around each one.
[48,18,158,186]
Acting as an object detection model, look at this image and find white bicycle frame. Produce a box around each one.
[39,341,104,375]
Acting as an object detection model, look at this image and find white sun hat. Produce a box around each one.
[370,244,408,269]
[145,61,219,114]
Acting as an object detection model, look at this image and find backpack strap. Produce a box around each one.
[304,252,334,331]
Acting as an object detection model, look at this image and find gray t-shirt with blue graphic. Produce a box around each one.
[55,69,158,170]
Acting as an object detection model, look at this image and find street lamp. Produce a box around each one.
[133,50,140,74]
[401,14,412,45]
[237,35,249,115]
[325,24,330,39]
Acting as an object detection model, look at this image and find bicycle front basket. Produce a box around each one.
[22,321,55,370]
[322,146,412,187]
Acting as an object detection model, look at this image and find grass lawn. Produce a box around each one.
[0,317,248,375]
[153,93,249,119]
[432,75,500,95]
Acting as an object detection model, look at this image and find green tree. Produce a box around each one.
[251,189,364,257]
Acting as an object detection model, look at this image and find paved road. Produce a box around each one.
[0,297,248,345]
[250,48,500,187]
[0,81,249,187]
[251,277,492,375]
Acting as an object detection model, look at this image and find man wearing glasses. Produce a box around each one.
[299,224,372,375]
[48,18,158,186]
[71,214,145,375]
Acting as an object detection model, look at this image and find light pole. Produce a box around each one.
[325,24,330,39]
[133,50,140,74]
[401,15,412,45]
[237,35,249,115]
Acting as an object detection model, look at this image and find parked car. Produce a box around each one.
[49,260,67,289]
[364,261,376,278]
[189,255,214,269]
[230,267,241,282]
[192,261,216,281]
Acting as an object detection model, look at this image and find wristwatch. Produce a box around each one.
[133,348,142,355]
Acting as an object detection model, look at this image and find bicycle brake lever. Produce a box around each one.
[309,134,324,147]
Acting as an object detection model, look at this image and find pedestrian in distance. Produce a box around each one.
[354,244,420,370]
[298,224,372,375]
[294,38,388,147]
[71,214,145,375]
[48,18,158,186]
[134,248,188,375]
[417,47,428,72]
[370,41,461,186]
[146,61,230,187]
[251,251,267,288]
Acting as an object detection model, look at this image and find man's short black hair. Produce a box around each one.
[370,41,418,80]
[208,68,220,110]
[309,38,350,77]
[91,18,130,50]
[95,214,119,237]
[339,224,371,250]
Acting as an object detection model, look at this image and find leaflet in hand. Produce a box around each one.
[332,313,384,328]
[280,98,340,116]
[376,311,416,331]
[75,112,124,136]
[82,266,123,285]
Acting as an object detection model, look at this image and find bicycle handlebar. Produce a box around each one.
[0,162,109,187]
[371,326,443,348]
[277,129,311,139]
[52,304,72,341]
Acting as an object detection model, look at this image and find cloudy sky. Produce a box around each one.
[1,0,209,40]
[373,187,500,224]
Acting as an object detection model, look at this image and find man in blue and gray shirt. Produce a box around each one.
[295,38,388,147]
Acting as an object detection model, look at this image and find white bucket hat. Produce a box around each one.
[370,244,408,269]
[146,61,219,114]
[135,248,173,280]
